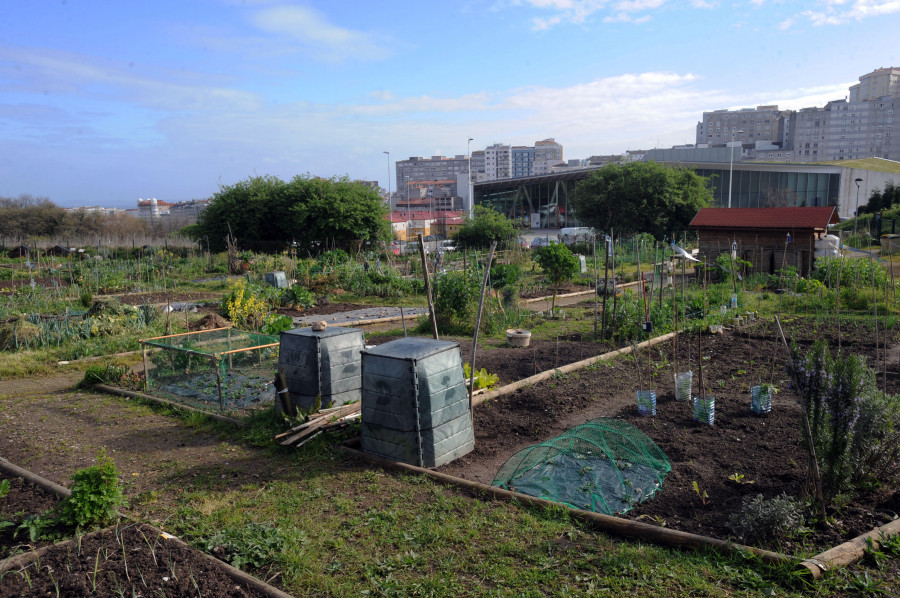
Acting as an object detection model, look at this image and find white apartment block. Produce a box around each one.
[533,138,563,175]
[697,67,899,163]
[484,143,512,180]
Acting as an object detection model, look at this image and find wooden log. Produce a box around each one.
[799,518,900,579]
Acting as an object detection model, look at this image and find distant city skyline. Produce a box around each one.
[1,1,897,209]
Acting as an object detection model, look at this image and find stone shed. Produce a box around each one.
[689,207,840,277]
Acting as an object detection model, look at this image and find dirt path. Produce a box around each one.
[0,373,286,524]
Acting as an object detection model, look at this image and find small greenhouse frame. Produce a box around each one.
[139,327,279,414]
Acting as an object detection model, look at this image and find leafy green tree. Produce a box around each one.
[453,206,518,249]
[535,242,579,310]
[572,161,712,239]
[185,174,390,253]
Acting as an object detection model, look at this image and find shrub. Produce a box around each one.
[728,493,805,546]
[851,391,900,485]
[57,449,126,530]
[222,279,271,330]
[790,341,883,500]
[432,269,480,330]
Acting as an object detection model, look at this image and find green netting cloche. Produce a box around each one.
[491,418,670,515]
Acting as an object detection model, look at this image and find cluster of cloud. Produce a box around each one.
[519,0,900,29]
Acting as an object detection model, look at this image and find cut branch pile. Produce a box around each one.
[274,403,361,448]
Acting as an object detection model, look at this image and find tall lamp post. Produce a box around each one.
[727,130,744,208]
[383,150,394,238]
[852,177,864,240]
[467,137,474,218]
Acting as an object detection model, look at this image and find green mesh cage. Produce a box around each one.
[491,418,671,515]
[140,327,279,414]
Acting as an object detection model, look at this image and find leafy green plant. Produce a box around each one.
[463,363,499,390]
[691,481,708,505]
[261,314,293,335]
[727,473,755,485]
[82,364,128,386]
[0,478,9,499]
[204,522,292,570]
[56,449,126,530]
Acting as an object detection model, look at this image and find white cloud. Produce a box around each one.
[803,0,900,25]
[250,5,390,62]
[0,43,260,113]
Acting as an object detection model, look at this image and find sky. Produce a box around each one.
[1,0,898,209]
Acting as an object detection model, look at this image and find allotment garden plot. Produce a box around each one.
[140,327,278,414]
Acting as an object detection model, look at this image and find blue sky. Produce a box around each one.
[1,0,897,209]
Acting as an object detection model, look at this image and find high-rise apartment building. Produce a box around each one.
[395,155,469,193]
[470,151,486,183]
[698,67,899,163]
[533,138,564,175]
[850,67,900,102]
[485,144,512,180]
[511,146,534,178]
[696,106,786,148]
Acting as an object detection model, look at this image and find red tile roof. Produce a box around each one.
[689,207,838,231]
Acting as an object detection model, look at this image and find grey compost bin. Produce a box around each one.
[278,326,365,412]
[360,337,474,468]
[265,271,289,289]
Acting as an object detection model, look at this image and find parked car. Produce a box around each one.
[530,237,557,249]
[440,240,457,252]
[516,237,530,249]
[559,227,593,245]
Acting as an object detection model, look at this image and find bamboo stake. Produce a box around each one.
[469,242,497,410]
[417,233,439,340]
[774,315,827,521]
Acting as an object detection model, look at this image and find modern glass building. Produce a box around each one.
[473,158,896,226]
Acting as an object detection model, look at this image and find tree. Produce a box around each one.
[572,161,712,239]
[453,206,518,249]
[535,242,579,311]
[185,174,391,253]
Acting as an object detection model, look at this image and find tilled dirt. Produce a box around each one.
[0,517,268,597]
[440,318,900,552]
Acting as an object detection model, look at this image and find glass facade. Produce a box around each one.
[696,167,840,208]
[474,165,843,228]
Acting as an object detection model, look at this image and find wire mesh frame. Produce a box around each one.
[140,327,279,413]
[492,419,671,514]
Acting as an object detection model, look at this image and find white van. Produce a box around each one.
[559,227,593,245]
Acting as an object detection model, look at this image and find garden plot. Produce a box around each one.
[440,318,900,553]
[141,328,279,413]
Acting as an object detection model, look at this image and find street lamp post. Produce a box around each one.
[467,137,474,218]
[727,130,744,208]
[853,177,864,240]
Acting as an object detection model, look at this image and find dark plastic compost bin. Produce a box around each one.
[265,271,289,288]
[278,326,365,412]
[360,337,474,468]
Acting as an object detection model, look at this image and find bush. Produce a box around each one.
[790,341,882,500]
[728,493,805,546]
[432,269,480,331]
[851,391,900,485]
[57,449,126,530]
[222,279,271,330]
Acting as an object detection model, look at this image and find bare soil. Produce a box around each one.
[0,511,267,597]
[440,318,900,552]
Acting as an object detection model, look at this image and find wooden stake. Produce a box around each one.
[774,315,827,520]
[417,233,439,340]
